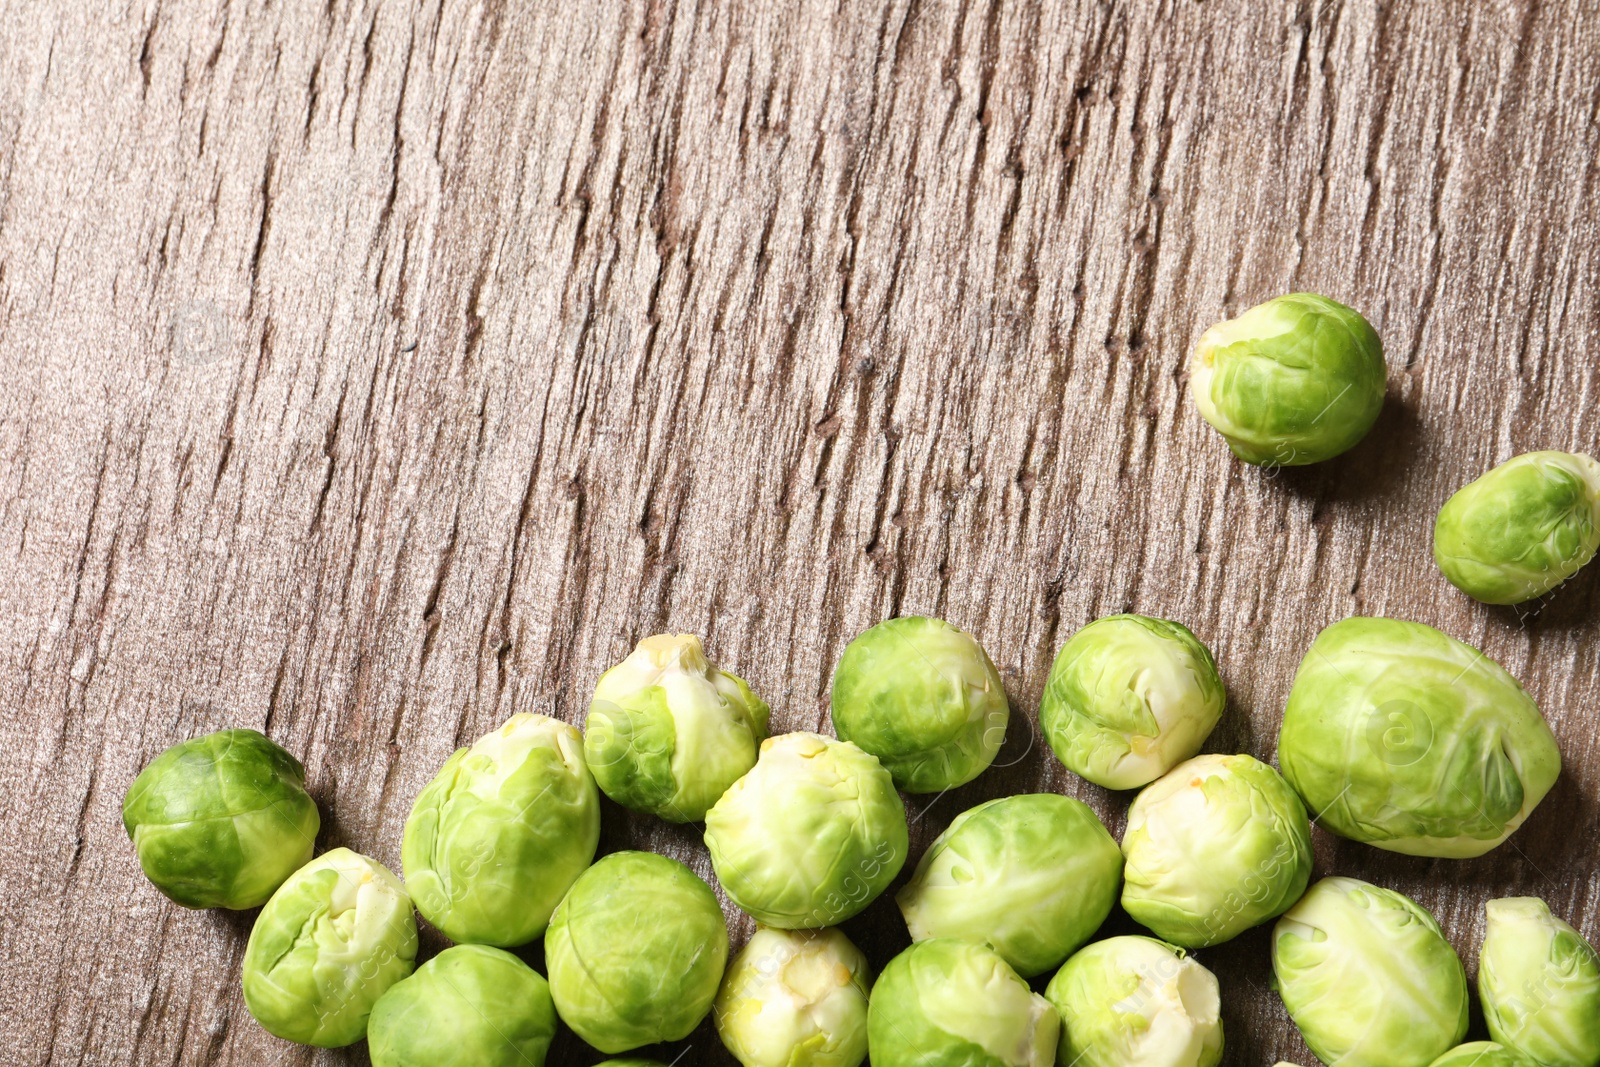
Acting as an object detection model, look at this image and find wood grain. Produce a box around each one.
[2,0,1598,1063]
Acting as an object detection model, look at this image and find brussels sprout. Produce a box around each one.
[545,850,728,1053]
[1046,935,1223,1067]
[368,945,556,1066]
[241,848,418,1047]
[1430,1045,1539,1067]
[896,793,1122,977]
[868,939,1059,1067]
[1279,617,1561,858]
[1040,615,1225,790]
[1434,451,1600,605]
[705,733,907,929]
[1273,877,1468,1067]
[596,1062,669,1067]
[585,633,770,822]
[830,616,1010,793]
[1188,292,1386,466]
[402,713,599,946]
[716,927,871,1067]
[1120,753,1312,948]
[1479,896,1600,1067]
[122,728,319,910]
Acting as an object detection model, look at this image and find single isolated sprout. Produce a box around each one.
[1040,615,1225,790]
[715,926,871,1067]
[1120,753,1313,948]
[1279,617,1561,858]
[896,793,1123,977]
[1046,935,1224,1067]
[367,945,557,1067]
[1434,451,1600,605]
[1188,292,1386,466]
[585,632,770,822]
[545,850,729,1053]
[705,732,907,929]
[1430,1045,1540,1067]
[241,848,418,1047]
[1273,877,1468,1067]
[122,728,319,910]
[868,938,1059,1067]
[402,713,599,947]
[1479,896,1600,1067]
[830,616,1010,793]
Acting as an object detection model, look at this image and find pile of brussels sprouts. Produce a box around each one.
[120,293,1600,1067]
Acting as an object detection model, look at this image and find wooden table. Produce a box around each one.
[4,0,1598,1063]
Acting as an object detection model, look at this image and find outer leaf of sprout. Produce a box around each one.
[367,945,557,1066]
[585,633,770,821]
[1188,292,1386,466]
[868,939,1059,1067]
[1434,451,1600,605]
[1428,1044,1541,1067]
[1272,877,1469,1067]
[1279,617,1560,859]
[1480,897,1600,1067]
[545,851,729,1053]
[1046,935,1224,1067]
[831,617,1010,793]
[715,927,871,1067]
[897,793,1123,977]
[402,714,600,947]
[241,848,419,1047]
[122,728,319,910]
[1040,615,1226,790]
[1120,754,1313,947]
[705,733,908,929]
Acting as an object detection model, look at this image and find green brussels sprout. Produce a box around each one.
[596,1062,668,1067]
[122,728,319,910]
[868,938,1059,1067]
[1040,615,1226,790]
[1046,935,1223,1067]
[241,847,418,1047]
[1278,617,1561,858]
[585,633,770,822]
[1188,292,1386,466]
[402,713,599,946]
[1434,451,1600,605]
[1273,877,1468,1067]
[367,945,556,1066]
[715,927,871,1067]
[1120,753,1312,948]
[1479,896,1600,1067]
[545,850,729,1053]
[830,616,1010,793]
[1430,1045,1540,1067]
[705,732,907,928]
[896,793,1123,977]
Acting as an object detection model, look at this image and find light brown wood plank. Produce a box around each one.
[2,0,1598,1063]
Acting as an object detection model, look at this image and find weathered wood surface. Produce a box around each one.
[3,0,1599,1062]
